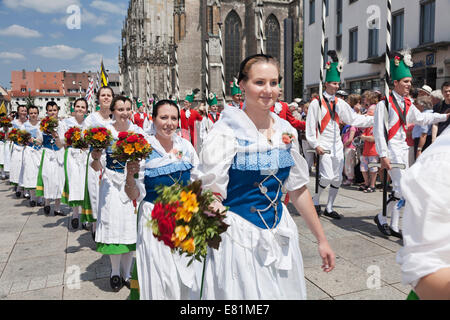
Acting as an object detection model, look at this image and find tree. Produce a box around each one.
[293,40,303,98]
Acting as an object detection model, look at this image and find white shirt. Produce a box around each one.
[305,91,373,155]
[396,126,450,288]
[373,90,447,158]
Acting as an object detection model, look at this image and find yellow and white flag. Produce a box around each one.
[100,59,108,87]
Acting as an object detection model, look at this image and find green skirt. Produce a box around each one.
[96,242,136,255]
[406,290,419,300]
[35,149,46,197]
[128,262,140,300]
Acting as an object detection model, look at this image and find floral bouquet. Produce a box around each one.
[17,130,31,146]
[65,127,88,149]
[149,180,229,267]
[281,132,294,144]
[0,131,6,142]
[83,127,113,150]
[111,131,152,162]
[0,116,12,129]
[40,116,59,134]
[7,128,19,143]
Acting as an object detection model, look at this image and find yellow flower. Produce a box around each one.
[180,237,195,254]
[92,132,106,142]
[73,131,81,141]
[176,206,193,223]
[123,144,135,155]
[171,225,190,247]
[180,191,199,213]
[134,142,144,152]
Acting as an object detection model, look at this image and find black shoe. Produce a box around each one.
[389,227,403,239]
[324,209,341,219]
[314,205,322,216]
[15,191,22,198]
[44,205,51,215]
[71,218,79,229]
[29,200,36,207]
[54,210,66,216]
[91,231,96,241]
[374,215,391,236]
[37,200,44,207]
[122,278,131,290]
[110,275,122,292]
[82,222,89,231]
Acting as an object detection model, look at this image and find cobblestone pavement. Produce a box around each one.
[0,177,408,300]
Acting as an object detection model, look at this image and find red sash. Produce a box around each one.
[387,96,411,141]
[319,97,339,134]
[208,112,220,123]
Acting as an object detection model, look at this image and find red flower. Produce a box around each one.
[126,135,138,143]
[91,128,99,134]
[118,132,128,140]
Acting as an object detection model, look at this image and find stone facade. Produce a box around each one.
[120,0,302,106]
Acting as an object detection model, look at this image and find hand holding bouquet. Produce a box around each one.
[83,127,113,150]
[65,127,88,149]
[149,180,229,266]
[40,116,59,134]
[0,116,12,129]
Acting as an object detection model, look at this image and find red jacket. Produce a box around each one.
[132,112,150,129]
[180,108,203,145]
[271,101,306,131]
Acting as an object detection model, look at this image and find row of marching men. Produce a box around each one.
[0,54,338,300]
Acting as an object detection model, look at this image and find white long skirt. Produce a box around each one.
[3,141,11,172]
[86,153,106,220]
[0,141,4,165]
[95,168,137,245]
[22,146,43,189]
[66,148,88,202]
[41,148,65,199]
[136,201,201,300]
[9,144,24,184]
[202,205,307,300]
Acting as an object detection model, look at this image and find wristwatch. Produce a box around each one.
[417,147,422,151]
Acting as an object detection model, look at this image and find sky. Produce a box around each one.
[0,0,129,89]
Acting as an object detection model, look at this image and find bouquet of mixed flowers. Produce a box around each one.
[149,180,229,266]
[83,127,113,150]
[0,116,12,129]
[65,127,88,149]
[40,116,59,134]
[17,130,31,146]
[0,131,6,142]
[111,131,152,162]
[7,128,19,143]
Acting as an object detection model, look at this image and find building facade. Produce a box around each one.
[303,0,450,98]
[119,0,302,106]
[9,69,121,117]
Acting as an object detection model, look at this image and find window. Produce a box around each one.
[309,0,315,25]
[392,11,404,51]
[368,25,378,58]
[265,14,280,62]
[336,0,342,51]
[225,10,241,95]
[420,0,435,44]
[336,35,342,52]
[349,28,358,62]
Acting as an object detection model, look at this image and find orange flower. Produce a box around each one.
[124,144,135,155]
[180,237,195,254]
[92,132,106,142]
[134,142,144,152]
[171,225,190,247]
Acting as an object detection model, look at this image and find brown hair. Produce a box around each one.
[237,54,281,84]
[347,94,361,108]
[366,91,380,105]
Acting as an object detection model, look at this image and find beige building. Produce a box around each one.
[120,0,302,106]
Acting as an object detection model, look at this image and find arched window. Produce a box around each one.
[225,10,241,95]
[265,14,280,61]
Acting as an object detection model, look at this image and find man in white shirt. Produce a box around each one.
[373,50,450,238]
[306,50,373,219]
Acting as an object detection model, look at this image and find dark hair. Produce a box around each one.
[73,97,88,109]
[152,99,180,120]
[17,105,28,113]
[410,87,419,99]
[96,86,115,101]
[27,105,39,114]
[237,54,281,84]
[46,101,59,111]
[110,95,132,112]
[442,81,450,91]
